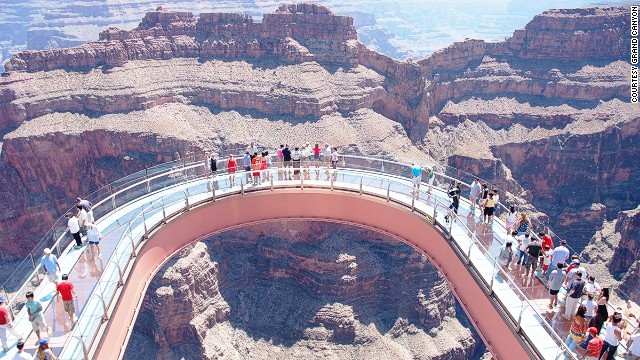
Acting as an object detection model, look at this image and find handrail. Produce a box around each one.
[55,164,579,360]
[5,151,631,359]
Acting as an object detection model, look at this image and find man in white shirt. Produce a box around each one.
[322,144,332,170]
[546,240,570,280]
[76,204,88,236]
[469,178,481,210]
[513,233,531,270]
[66,212,83,248]
[13,341,31,360]
[246,142,257,156]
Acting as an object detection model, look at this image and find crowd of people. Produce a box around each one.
[0,197,90,356]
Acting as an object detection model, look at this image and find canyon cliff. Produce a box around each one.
[124,221,486,360]
[0,3,636,293]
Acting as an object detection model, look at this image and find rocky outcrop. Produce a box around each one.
[5,4,359,73]
[125,221,485,359]
[610,206,640,303]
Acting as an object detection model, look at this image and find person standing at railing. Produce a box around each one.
[564,304,588,355]
[563,271,586,320]
[469,178,481,211]
[445,181,461,223]
[246,142,257,157]
[600,314,624,360]
[34,338,57,360]
[478,184,489,212]
[75,198,94,224]
[627,326,640,360]
[65,212,83,249]
[323,144,331,172]
[251,153,261,185]
[514,212,532,236]
[497,241,513,269]
[260,152,269,182]
[277,145,284,171]
[547,240,570,281]
[0,296,23,353]
[302,145,311,175]
[243,151,252,183]
[86,223,103,259]
[283,145,292,179]
[292,147,302,177]
[523,236,542,280]
[582,327,603,360]
[40,248,61,284]
[492,190,501,217]
[425,166,435,195]
[313,144,321,175]
[410,163,422,199]
[330,147,339,171]
[76,205,88,238]
[483,193,496,225]
[548,262,566,309]
[227,154,237,185]
[25,292,49,345]
[505,206,517,236]
[208,153,218,177]
[565,259,587,291]
[55,274,77,326]
[512,233,531,271]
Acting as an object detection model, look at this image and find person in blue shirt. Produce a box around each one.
[243,151,251,183]
[410,163,422,199]
[40,248,61,284]
[25,292,49,344]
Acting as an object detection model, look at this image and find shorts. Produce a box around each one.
[470,195,478,202]
[31,316,47,331]
[89,241,100,245]
[46,272,59,283]
[542,264,549,272]
[484,207,495,216]
[63,300,75,313]
[524,256,537,271]
[412,176,421,187]
[549,289,559,295]
[506,221,515,229]
[244,166,251,172]
[314,154,320,160]
[87,210,95,223]
[331,161,337,169]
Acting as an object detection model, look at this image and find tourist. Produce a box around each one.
[539,231,555,249]
[584,275,601,298]
[505,206,517,235]
[563,271,585,320]
[331,147,339,170]
[56,274,77,325]
[425,165,435,194]
[40,248,60,284]
[322,144,331,168]
[583,327,603,360]
[541,245,552,273]
[599,314,623,360]
[227,154,237,185]
[277,145,284,169]
[564,304,587,354]
[546,240,570,280]
[243,151,251,183]
[251,153,261,184]
[565,259,587,290]
[497,241,513,269]
[76,204,88,237]
[291,147,302,176]
[75,197,94,224]
[479,183,489,210]
[410,163,422,198]
[492,189,500,216]
[283,144,292,178]
[302,144,311,174]
[65,212,83,248]
[469,178,481,210]
[25,292,48,344]
[580,290,610,351]
[86,223,103,259]
[483,193,496,224]
[208,153,218,177]
[585,293,597,323]
[513,233,531,270]
[548,262,566,308]
[34,339,57,360]
[0,296,22,353]
[523,235,542,278]
[13,341,32,360]
[313,143,321,172]
[445,181,461,222]
[515,212,532,236]
[246,142,257,156]
[261,151,269,182]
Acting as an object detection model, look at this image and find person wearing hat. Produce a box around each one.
[583,326,603,359]
[0,296,22,353]
[40,248,61,284]
[563,271,586,320]
[34,338,57,360]
[564,259,587,290]
[76,197,94,224]
[14,340,32,359]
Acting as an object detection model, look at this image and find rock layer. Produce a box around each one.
[124,221,485,360]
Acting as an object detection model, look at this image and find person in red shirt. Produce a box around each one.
[0,296,23,352]
[585,327,603,359]
[56,274,78,325]
[539,232,554,249]
[227,154,237,185]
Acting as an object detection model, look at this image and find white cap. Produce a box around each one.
[44,248,52,255]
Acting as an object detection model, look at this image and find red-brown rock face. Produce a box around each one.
[124,221,484,359]
[610,207,640,301]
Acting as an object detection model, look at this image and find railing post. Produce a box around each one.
[432,205,437,224]
[386,183,390,202]
[212,186,216,201]
[80,334,90,360]
[146,179,151,193]
[270,176,274,191]
[467,242,472,265]
[111,195,116,209]
[330,175,334,191]
[161,199,167,224]
[99,291,109,323]
[411,197,415,212]
[116,261,124,287]
[129,233,136,259]
[184,191,190,211]
[359,177,363,195]
[29,253,41,285]
[301,175,304,190]
[56,240,61,257]
[241,180,244,195]
[516,300,526,333]
[142,212,148,238]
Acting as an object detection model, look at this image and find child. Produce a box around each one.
[542,245,552,273]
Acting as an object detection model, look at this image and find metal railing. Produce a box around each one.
[51,159,583,360]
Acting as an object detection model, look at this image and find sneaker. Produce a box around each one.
[2,348,8,353]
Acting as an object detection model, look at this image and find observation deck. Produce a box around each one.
[0,154,635,359]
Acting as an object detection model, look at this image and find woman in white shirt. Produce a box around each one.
[506,205,517,236]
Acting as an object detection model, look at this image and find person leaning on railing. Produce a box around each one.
[0,296,23,353]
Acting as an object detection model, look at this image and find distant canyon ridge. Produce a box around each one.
[0,3,638,299]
